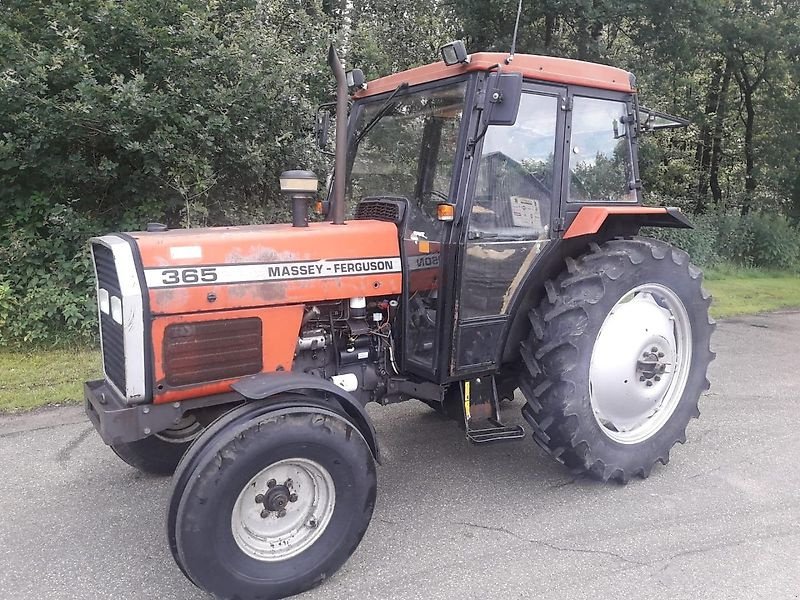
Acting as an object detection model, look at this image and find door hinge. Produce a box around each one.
[560,96,573,112]
[553,217,565,232]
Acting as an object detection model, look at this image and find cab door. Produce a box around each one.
[453,83,567,374]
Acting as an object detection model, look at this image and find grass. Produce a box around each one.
[704,264,800,318]
[0,265,798,413]
[0,347,101,412]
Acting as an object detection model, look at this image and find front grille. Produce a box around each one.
[163,318,263,387]
[354,198,405,224]
[92,243,126,394]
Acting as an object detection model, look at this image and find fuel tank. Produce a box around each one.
[128,220,403,315]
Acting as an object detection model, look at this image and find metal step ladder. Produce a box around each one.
[461,376,525,444]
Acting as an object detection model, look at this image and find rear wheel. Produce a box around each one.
[519,238,715,482]
[110,415,203,475]
[168,405,376,599]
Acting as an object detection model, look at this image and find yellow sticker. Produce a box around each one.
[419,239,430,253]
[463,381,471,419]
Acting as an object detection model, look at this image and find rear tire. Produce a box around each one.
[168,404,376,599]
[518,238,715,483]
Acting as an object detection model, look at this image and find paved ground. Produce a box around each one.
[1,312,799,600]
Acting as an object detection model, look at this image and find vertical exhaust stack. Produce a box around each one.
[327,45,348,225]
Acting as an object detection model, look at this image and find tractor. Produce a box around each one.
[84,41,714,599]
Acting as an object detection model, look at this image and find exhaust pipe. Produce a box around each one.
[327,45,348,225]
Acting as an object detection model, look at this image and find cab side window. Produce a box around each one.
[568,96,636,202]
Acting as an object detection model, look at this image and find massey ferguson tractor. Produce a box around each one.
[84,41,714,599]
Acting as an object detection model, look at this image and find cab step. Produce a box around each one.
[461,376,525,444]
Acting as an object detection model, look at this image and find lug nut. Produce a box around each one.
[285,478,293,487]
[277,509,287,518]
[255,494,265,504]
[646,380,653,387]
[289,493,298,503]
[267,479,276,488]
[639,376,646,382]
[657,352,664,358]
[654,376,661,382]
[260,509,270,518]
[651,346,658,352]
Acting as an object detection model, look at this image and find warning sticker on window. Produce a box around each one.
[509,196,542,229]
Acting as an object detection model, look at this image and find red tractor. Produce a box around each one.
[84,42,713,599]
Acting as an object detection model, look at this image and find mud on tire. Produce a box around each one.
[518,237,715,483]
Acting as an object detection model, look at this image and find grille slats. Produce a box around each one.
[93,243,126,394]
[163,318,263,388]
[354,199,404,223]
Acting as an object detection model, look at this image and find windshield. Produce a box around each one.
[345,81,468,221]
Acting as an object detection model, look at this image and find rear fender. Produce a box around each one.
[563,206,692,239]
[231,372,380,462]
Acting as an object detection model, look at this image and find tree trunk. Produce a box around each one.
[694,59,725,213]
[544,12,556,51]
[575,1,603,61]
[710,60,733,208]
[738,68,757,215]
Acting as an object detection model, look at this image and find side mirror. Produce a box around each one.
[485,72,522,126]
[638,106,690,132]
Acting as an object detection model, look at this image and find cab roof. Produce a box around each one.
[354,52,635,98]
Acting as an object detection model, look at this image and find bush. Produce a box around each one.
[0,0,333,347]
[645,213,720,267]
[718,213,800,270]
[648,211,800,271]
[0,194,98,346]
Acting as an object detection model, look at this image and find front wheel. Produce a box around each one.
[519,238,715,482]
[168,405,376,599]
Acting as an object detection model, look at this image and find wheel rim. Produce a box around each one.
[154,415,203,444]
[231,458,336,562]
[589,283,692,444]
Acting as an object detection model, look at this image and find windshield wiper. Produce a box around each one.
[354,82,409,146]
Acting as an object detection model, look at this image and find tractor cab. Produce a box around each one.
[326,48,659,383]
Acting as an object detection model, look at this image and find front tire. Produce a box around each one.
[169,405,376,599]
[519,238,715,483]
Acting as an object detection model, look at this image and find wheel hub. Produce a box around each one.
[231,458,336,562]
[254,479,298,518]
[588,284,692,445]
[636,345,669,386]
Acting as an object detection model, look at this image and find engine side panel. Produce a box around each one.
[129,220,403,315]
[151,305,304,404]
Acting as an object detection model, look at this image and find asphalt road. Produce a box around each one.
[1,312,799,600]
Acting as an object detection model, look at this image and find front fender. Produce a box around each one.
[231,372,380,462]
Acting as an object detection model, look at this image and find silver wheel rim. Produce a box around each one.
[589,283,692,444]
[154,415,203,444]
[231,458,336,562]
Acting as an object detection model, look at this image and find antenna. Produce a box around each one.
[506,0,524,64]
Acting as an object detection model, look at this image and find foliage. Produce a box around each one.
[1,0,799,345]
[647,211,800,271]
[0,0,331,346]
[0,194,98,346]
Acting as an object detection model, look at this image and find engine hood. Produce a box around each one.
[115,220,402,315]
